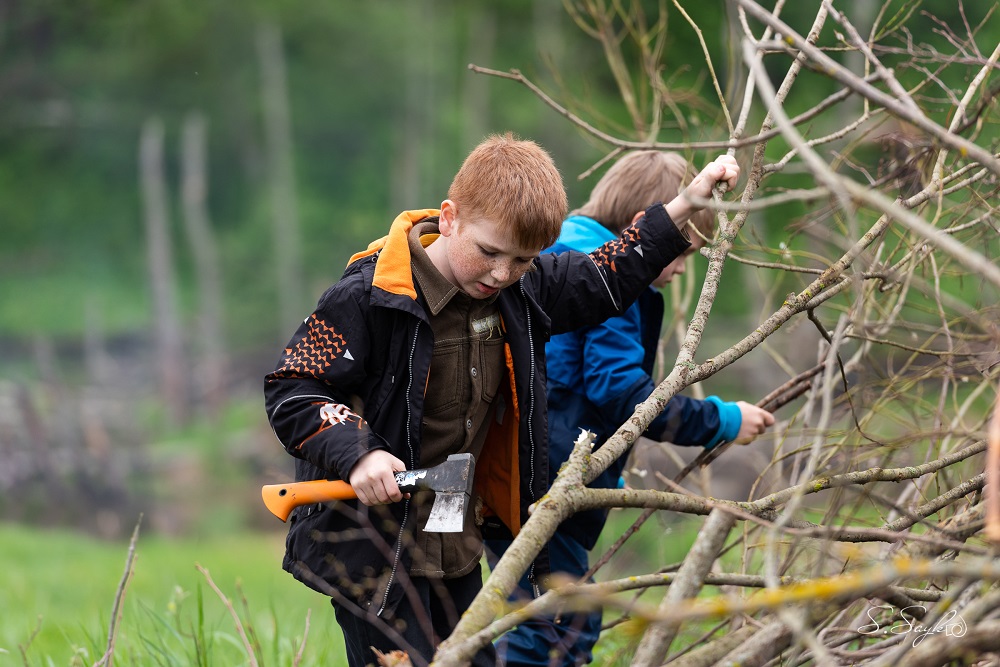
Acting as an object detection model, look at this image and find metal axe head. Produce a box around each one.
[395,453,475,533]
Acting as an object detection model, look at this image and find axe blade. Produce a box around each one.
[424,492,468,533]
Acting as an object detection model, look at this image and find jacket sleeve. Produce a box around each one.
[580,309,735,448]
[263,276,390,480]
[529,203,690,335]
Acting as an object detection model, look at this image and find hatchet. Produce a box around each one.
[260,453,475,533]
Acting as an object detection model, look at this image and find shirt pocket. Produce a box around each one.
[423,338,462,416]
[479,336,506,403]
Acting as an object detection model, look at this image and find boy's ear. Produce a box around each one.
[439,199,457,237]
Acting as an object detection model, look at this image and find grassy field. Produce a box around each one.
[0,522,344,666]
[1,511,705,666]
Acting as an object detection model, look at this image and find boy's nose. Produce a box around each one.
[491,263,511,282]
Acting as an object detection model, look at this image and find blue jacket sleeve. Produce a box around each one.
[579,304,650,414]
[578,306,742,449]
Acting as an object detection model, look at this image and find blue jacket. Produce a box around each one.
[543,215,741,550]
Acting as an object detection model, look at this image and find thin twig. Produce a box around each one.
[94,515,142,667]
[196,564,260,667]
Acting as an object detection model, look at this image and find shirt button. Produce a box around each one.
[466,419,473,429]
[471,367,478,377]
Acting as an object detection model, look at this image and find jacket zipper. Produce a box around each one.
[376,322,420,616]
[520,278,540,595]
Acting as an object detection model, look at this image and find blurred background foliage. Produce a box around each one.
[1,0,997,537]
[3,3,998,663]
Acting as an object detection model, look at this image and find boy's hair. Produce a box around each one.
[573,150,714,244]
[448,133,567,250]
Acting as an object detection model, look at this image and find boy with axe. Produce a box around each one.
[264,133,739,667]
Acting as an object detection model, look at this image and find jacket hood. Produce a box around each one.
[348,209,440,300]
[546,215,617,255]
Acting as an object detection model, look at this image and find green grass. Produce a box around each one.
[0,522,344,666]
[1,510,767,665]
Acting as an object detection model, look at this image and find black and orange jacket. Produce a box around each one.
[263,203,690,616]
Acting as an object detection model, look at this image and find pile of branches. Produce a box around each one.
[432,1,1000,665]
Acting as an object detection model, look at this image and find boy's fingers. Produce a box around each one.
[384,477,403,503]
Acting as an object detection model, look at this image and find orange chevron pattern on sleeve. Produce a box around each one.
[590,225,641,272]
[272,314,349,378]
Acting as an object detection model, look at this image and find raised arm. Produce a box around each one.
[664,154,740,226]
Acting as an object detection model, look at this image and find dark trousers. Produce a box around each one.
[485,532,602,667]
[333,563,498,667]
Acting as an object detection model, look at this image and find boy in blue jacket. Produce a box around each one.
[265,136,740,667]
[485,150,773,667]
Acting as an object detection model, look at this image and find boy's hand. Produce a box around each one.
[732,402,775,445]
[348,449,408,505]
[664,154,740,225]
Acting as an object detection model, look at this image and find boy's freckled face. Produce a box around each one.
[431,202,541,299]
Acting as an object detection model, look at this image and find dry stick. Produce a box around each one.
[237,583,264,663]
[292,608,311,667]
[903,620,1000,667]
[663,618,735,665]
[671,0,734,135]
[773,321,873,665]
[575,439,988,518]
[433,431,598,667]
[465,63,879,155]
[586,37,890,497]
[576,0,912,640]
[743,28,1000,571]
[196,564,260,667]
[708,481,991,556]
[927,36,1000,188]
[668,624,767,667]
[459,572,783,654]
[716,616,803,667]
[554,559,1000,629]
[677,363,826,483]
[824,0,923,117]
[738,36,998,657]
[442,14,976,666]
[865,579,980,667]
[94,515,142,667]
[582,365,822,582]
[632,509,738,666]
[465,569,944,650]
[445,441,985,663]
[734,0,1000,181]
[18,616,43,667]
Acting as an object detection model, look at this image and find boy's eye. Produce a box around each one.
[481,248,498,258]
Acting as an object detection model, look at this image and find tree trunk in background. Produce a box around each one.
[256,22,303,330]
[84,297,114,388]
[533,0,572,160]
[391,0,434,212]
[462,5,497,152]
[181,112,227,420]
[140,117,187,425]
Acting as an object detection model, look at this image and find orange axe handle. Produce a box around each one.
[261,479,357,522]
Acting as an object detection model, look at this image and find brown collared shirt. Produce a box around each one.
[408,221,506,578]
